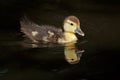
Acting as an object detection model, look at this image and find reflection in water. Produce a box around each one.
[21,40,85,64]
[21,40,62,48]
[64,42,85,64]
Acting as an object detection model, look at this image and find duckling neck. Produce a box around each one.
[58,32,78,43]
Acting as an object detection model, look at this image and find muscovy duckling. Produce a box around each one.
[20,16,84,44]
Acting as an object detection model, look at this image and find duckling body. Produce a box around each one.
[20,17,63,43]
[20,16,84,44]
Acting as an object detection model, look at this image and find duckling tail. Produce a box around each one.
[20,15,32,25]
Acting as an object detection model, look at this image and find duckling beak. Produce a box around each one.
[75,27,85,36]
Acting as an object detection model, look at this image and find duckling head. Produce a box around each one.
[63,16,85,36]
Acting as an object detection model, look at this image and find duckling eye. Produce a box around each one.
[70,23,73,26]
[71,59,74,61]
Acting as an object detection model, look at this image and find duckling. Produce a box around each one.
[20,15,84,44]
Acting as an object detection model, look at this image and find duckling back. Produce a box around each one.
[20,16,63,43]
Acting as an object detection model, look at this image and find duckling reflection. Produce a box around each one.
[64,42,85,64]
[21,41,61,48]
[21,39,85,64]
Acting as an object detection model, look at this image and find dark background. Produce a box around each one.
[0,0,120,30]
[0,0,120,80]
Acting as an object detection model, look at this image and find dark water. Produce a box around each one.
[0,0,120,80]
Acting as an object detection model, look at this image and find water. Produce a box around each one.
[0,31,86,80]
[0,1,120,80]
